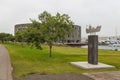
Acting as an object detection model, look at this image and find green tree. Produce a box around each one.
[0,33,14,43]
[15,11,74,57]
[25,20,45,49]
[15,20,45,49]
[15,29,26,47]
[39,11,74,57]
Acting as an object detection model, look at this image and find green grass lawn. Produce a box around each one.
[5,43,120,78]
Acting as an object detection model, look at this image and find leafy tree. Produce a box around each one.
[15,19,45,49]
[15,29,26,47]
[0,33,14,43]
[15,30,25,42]
[25,20,45,49]
[15,11,74,57]
[39,11,74,57]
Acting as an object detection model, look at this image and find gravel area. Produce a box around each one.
[14,74,94,80]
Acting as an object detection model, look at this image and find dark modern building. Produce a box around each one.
[14,23,31,34]
[14,23,81,44]
[65,25,81,43]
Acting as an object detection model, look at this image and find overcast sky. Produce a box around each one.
[0,0,120,37]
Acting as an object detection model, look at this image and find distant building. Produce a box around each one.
[14,23,31,34]
[65,25,81,43]
[14,23,81,44]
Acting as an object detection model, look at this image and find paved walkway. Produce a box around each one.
[83,71,120,80]
[14,71,120,80]
[0,45,13,80]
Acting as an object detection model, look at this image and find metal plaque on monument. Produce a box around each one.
[86,25,101,65]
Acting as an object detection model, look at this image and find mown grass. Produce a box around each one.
[5,43,120,78]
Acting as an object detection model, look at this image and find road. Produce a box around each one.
[0,45,13,80]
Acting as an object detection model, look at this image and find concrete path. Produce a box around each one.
[0,45,13,80]
[83,71,120,80]
[14,71,120,80]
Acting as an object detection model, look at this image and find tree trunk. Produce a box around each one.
[49,44,52,57]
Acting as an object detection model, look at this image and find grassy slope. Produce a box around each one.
[5,44,120,78]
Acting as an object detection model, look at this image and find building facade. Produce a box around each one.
[14,23,31,34]
[14,23,81,44]
[65,25,81,43]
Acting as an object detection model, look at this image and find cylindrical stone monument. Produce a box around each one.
[88,35,98,65]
